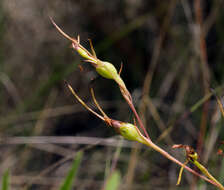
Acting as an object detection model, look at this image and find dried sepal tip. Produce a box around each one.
[65,81,105,122]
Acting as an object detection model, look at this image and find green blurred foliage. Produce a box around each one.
[59,152,83,190]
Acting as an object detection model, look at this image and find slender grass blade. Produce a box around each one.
[59,152,83,190]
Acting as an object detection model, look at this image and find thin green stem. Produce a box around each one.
[118,76,224,189]
[192,160,224,190]
[190,85,224,113]
[136,133,221,188]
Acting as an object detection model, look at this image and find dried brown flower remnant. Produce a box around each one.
[172,144,198,161]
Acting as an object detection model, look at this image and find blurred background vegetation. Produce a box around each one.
[1,0,224,189]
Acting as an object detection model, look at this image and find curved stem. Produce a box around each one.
[121,80,224,188]
[193,160,224,190]
[141,136,222,188]
[67,83,105,121]
[121,89,151,140]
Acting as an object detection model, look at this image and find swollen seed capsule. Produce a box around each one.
[96,61,118,79]
[118,123,146,144]
[72,43,96,63]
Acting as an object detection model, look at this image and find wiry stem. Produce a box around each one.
[130,101,224,188]
[67,81,222,188]
[52,18,223,189]
[51,18,151,139]
[176,160,189,185]
[66,82,105,121]
[192,160,224,190]
[120,88,151,140]
[90,88,108,119]
[138,134,221,188]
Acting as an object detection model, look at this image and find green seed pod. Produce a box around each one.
[111,120,146,144]
[72,43,96,63]
[96,61,118,79]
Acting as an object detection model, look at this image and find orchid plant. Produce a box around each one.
[51,18,224,189]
